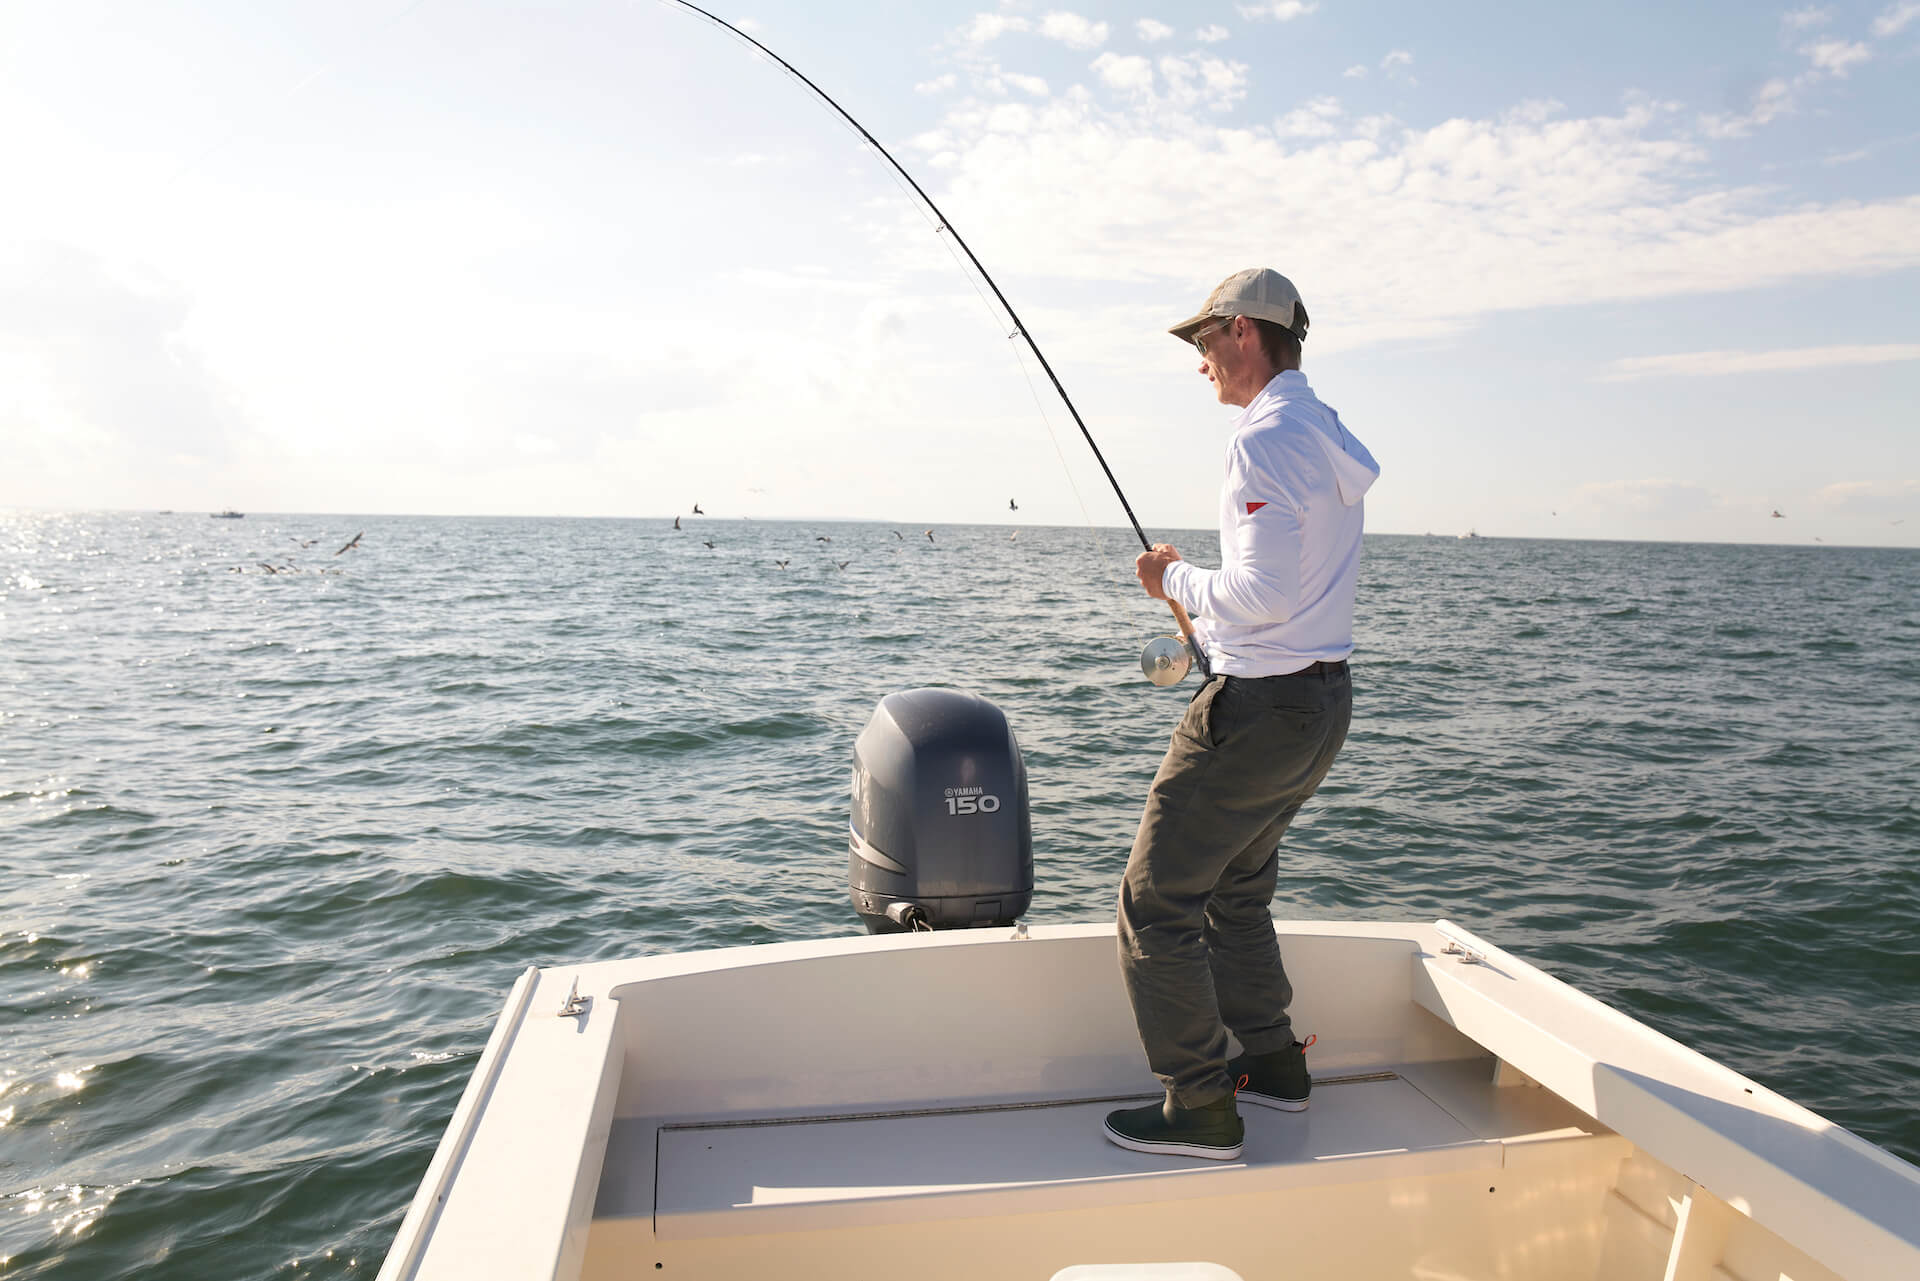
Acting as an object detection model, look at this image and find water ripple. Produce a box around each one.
[2,514,1917,1278]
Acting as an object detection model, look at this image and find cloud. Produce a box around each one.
[1136,19,1175,43]
[908,81,1920,357]
[1342,64,1368,79]
[1700,77,1795,138]
[1819,129,1920,166]
[1237,2,1318,20]
[1378,50,1419,87]
[916,73,958,95]
[983,102,1037,134]
[1812,480,1920,517]
[963,14,1029,45]
[1802,38,1871,75]
[1572,479,1723,519]
[1158,54,1250,111]
[1091,52,1154,94]
[1873,2,1920,37]
[1194,25,1229,43]
[1602,344,1920,380]
[0,244,251,466]
[1038,12,1109,50]
[1276,96,1344,139]
[1701,8,1901,139]
[1002,72,1050,97]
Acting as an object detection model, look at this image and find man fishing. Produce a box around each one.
[1103,268,1380,1161]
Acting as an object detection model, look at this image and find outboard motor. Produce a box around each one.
[849,689,1033,933]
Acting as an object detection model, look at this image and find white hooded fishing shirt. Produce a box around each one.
[1161,370,1380,677]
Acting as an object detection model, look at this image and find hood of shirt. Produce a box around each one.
[1253,370,1380,507]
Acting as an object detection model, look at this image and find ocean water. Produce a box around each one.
[3,511,1917,1279]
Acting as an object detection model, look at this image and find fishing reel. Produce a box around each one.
[1140,635,1194,686]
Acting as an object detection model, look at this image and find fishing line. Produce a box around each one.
[1001,337,1159,638]
[778,112,1136,623]
[659,0,1210,679]
[899,180,1140,638]
[852,139,1143,646]
[865,147,1140,617]
[676,7,1123,582]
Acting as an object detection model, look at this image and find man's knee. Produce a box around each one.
[1206,887,1281,939]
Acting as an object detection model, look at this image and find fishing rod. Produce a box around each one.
[662,0,1209,685]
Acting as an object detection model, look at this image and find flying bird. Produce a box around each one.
[892,530,904,540]
[925,529,935,542]
[837,560,850,570]
[774,559,789,570]
[1009,499,1018,511]
[1771,510,1784,518]
[816,535,831,542]
[334,532,363,556]
[289,536,317,547]
[703,540,715,549]
[692,503,704,515]
[674,516,681,530]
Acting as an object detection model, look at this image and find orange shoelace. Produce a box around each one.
[1232,1034,1316,1096]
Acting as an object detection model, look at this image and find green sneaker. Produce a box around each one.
[1102,1095,1244,1160]
[1229,1035,1314,1112]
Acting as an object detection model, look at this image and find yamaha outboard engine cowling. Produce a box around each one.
[849,689,1032,933]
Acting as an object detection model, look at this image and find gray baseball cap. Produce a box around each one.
[1168,268,1307,343]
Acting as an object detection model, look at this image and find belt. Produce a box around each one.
[1226,660,1348,681]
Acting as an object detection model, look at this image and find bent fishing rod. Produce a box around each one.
[662,0,1210,685]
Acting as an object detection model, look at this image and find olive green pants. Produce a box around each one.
[1117,665,1352,1107]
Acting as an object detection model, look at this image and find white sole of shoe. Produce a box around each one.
[1234,1090,1308,1112]
[1101,1121,1243,1161]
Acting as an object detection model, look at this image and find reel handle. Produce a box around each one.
[1166,601,1212,679]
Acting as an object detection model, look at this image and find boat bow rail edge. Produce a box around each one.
[1417,918,1920,1280]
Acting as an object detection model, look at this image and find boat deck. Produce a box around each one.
[385,924,1920,1281]
[584,1058,1631,1275]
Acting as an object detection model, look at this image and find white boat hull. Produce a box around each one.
[379,921,1920,1280]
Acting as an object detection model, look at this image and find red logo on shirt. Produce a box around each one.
[1245,501,1268,515]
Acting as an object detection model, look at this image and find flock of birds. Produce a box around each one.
[1760,509,1904,542]
[228,530,364,574]
[223,497,1025,579]
[215,500,1893,583]
[675,500,1022,570]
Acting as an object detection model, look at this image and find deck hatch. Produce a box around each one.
[651,1076,1489,1240]
[655,1076,1398,1132]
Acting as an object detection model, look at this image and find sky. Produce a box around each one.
[2,0,1917,546]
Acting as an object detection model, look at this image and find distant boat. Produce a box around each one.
[1458,528,1478,539]
[210,511,244,519]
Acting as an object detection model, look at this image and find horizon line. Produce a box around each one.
[2,506,1914,553]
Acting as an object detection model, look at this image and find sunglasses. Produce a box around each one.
[1192,317,1234,355]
